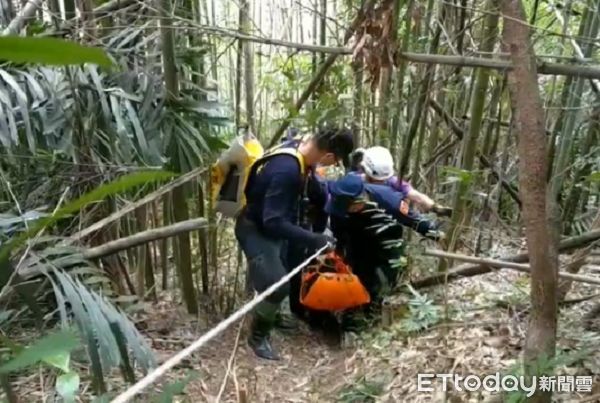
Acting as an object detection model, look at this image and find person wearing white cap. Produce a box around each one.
[359,146,452,217]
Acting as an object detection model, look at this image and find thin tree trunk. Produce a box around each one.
[134,205,156,301]
[267,0,376,147]
[160,196,170,290]
[562,103,600,228]
[197,183,209,294]
[390,0,413,150]
[242,0,255,134]
[551,0,600,199]
[235,3,244,126]
[319,0,326,65]
[77,0,97,41]
[447,0,500,253]
[159,0,198,314]
[2,0,43,35]
[410,113,427,188]
[352,61,364,147]
[135,206,147,298]
[502,3,559,402]
[398,4,444,178]
[377,0,401,145]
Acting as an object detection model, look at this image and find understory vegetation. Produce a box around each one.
[0,0,599,402]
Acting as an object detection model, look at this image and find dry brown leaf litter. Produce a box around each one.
[6,247,600,402]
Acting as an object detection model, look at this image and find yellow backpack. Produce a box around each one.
[211,129,307,218]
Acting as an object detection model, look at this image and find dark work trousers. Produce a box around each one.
[235,213,289,305]
[286,242,308,317]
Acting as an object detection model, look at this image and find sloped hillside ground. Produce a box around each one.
[139,247,600,402]
[11,243,600,402]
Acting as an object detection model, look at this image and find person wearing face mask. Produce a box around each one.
[235,125,354,360]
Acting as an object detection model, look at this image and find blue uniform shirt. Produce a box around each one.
[244,153,323,247]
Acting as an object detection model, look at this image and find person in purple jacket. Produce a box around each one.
[352,146,453,218]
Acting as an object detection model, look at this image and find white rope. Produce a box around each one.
[110,244,330,403]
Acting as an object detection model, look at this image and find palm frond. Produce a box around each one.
[2,230,155,390]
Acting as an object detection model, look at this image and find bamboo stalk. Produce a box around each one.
[84,218,208,260]
[267,0,377,147]
[414,228,600,288]
[68,167,207,242]
[2,0,44,35]
[115,22,600,80]
[422,249,600,286]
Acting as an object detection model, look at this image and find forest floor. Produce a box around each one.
[136,249,600,403]
[11,248,600,402]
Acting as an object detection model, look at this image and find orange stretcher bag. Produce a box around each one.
[300,252,371,311]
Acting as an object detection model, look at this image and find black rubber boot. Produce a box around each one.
[248,301,280,360]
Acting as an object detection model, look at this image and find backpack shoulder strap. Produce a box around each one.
[257,145,307,176]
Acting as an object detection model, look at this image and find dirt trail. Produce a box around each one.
[146,304,351,403]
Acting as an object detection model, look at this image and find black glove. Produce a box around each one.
[424,229,446,241]
[311,233,336,250]
[432,204,453,217]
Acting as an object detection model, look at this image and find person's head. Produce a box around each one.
[349,148,366,173]
[325,174,367,217]
[298,126,354,167]
[361,146,394,183]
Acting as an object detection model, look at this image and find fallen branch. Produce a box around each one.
[99,23,600,80]
[414,228,600,288]
[84,218,208,260]
[400,52,600,80]
[558,211,600,300]
[69,167,207,242]
[16,218,208,281]
[421,249,600,286]
[422,137,460,168]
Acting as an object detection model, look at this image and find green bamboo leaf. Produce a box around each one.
[0,37,112,67]
[0,328,79,373]
[43,351,70,372]
[56,371,79,403]
[0,170,176,264]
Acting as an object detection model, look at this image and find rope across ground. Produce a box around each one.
[110,245,329,403]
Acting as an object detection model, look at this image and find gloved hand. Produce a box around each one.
[311,233,336,251]
[432,203,453,217]
[424,229,446,241]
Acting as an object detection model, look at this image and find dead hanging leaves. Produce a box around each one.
[351,0,398,91]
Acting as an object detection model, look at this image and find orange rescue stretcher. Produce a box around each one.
[300,251,371,311]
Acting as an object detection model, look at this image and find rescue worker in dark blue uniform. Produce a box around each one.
[276,128,333,328]
[236,126,354,360]
[325,174,444,326]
